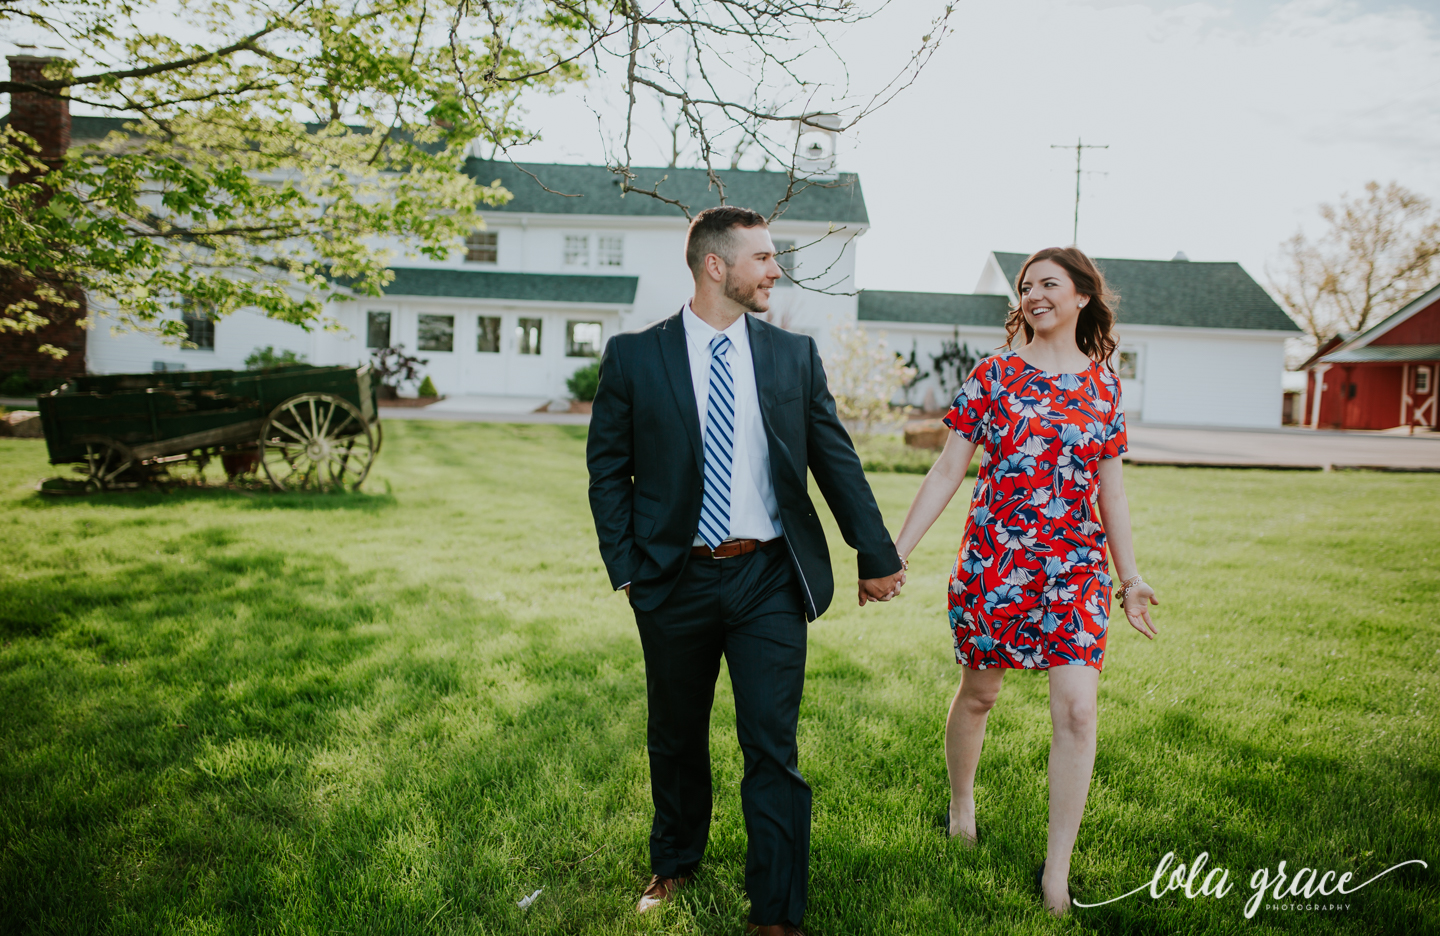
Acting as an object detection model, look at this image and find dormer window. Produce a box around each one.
[597,235,624,268]
[563,233,624,269]
[564,235,590,267]
[465,230,498,263]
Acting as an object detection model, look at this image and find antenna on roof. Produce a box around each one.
[1050,137,1108,247]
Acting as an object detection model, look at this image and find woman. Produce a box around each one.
[891,247,1159,917]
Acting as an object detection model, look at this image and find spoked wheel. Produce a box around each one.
[79,438,138,492]
[259,393,376,492]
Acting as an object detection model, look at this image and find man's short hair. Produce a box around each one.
[685,206,768,276]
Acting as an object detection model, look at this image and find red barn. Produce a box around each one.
[1303,282,1440,431]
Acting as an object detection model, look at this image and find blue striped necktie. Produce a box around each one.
[698,333,734,550]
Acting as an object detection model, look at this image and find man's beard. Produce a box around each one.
[723,271,769,313]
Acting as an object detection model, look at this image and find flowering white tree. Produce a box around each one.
[823,323,916,438]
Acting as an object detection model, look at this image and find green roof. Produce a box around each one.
[858,290,1010,327]
[992,252,1299,332]
[466,159,868,224]
[70,116,131,142]
[375,267,637,304]
[1322,343,1440,364]
[42,118,869,224]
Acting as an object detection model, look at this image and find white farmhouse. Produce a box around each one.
[82,130,869,401]
[36,118,1297,427]
[860,252,1300,428]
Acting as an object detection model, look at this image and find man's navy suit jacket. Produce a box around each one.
[586,309,903,621]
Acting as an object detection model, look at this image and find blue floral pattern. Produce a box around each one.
[943,351,1127,671]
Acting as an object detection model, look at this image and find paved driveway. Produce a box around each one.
[376,404,1440,471]
[1125,423,1440,471]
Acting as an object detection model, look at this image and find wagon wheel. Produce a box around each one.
[80,438,137,492]
[258,393,375,492]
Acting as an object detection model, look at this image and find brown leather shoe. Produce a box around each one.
[745,923,807,936]
[636,874,690,913]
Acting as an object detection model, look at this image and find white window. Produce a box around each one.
[182,299,215,350]
[773,239,795,287]
[417,314,455,352]
[563,235,590,267]
[1418,366,1433,394]
[1117,350,1139,380]
[596,235,624,268]
[366,311,391,349]
[465,230,498,263]
[516,318,543,355]
[477,316,502,353]
[567,321,603,357]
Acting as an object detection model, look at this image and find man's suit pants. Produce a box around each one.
[632,538,811,927]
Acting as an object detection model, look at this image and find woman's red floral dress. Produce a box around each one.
[943,351,1127,671]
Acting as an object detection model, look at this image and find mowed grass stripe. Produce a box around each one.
[0,422,1435,935]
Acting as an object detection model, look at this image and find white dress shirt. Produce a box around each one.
[683,303,784,544]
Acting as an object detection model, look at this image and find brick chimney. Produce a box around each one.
[1,53,86,386]
[6,54,71,184]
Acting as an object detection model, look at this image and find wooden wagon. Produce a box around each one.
[36,364,381,492]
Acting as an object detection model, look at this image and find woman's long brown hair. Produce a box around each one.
[1003,247,1119,370]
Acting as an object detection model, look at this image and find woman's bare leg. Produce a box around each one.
[1043,664,1100,915]
[944,666,1005,843]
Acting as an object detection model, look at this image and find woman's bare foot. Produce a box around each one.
[946,796,977,845]
[1041,865,1071,917]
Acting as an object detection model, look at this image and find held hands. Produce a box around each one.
[858,554,907,607]
[1122,580,1159,639]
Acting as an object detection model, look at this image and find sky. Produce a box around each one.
[507,0,1440,297]
[6,0,1437,299]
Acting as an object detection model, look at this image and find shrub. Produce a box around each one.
[244,346,308,369]
[0,370,65,397]
[823,323,917,438]
[566,360,601,402]
[370,345,428,395]
[0,371,28,397]
[417,375,439,397]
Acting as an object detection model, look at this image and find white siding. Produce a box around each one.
[86,306,320,375]
[862,320,1291,428]
[1124,326,1288,427]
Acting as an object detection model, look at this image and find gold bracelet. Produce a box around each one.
[1116,575,1144,603]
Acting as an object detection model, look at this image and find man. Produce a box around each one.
[586,206,905,936]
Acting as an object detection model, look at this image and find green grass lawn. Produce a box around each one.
[0,422,1436,935]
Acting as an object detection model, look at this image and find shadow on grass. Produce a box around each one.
[22,484,398,512]
[0,525,655,935]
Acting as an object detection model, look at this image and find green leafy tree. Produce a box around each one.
[0,0,590,350]
[1,0,954,356]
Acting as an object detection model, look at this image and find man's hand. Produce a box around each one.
[858,570,905,606]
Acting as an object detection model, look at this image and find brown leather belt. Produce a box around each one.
[691,538,774,559]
